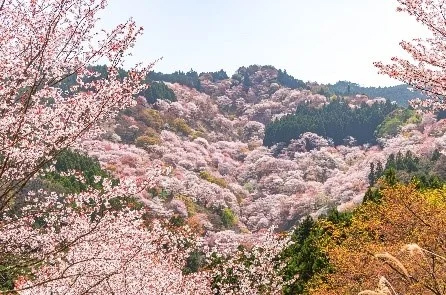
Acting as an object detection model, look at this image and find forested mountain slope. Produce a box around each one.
[77,65,445,234]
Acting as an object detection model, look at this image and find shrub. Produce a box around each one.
[376,108,421,138]
[44,149,109,193]
[183,251,206,274]
[191,130,206,140]
[175,195,198,217]
[138,109,164,130]
[135,135,161,147]
[199,171,228,188]
[220,208,238,228]
[171,118,193,136]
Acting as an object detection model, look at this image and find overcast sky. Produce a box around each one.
[99,0,428,87]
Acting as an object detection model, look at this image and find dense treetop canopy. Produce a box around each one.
[264,99,397,147]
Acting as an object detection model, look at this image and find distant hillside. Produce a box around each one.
[148,65,308,92]
[146,71,426,106]
[74,66,426,107]
[328,81,427,106]
[82,63,446,235]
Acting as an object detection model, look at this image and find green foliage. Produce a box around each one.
[147,187,171,201]
[183,251,206,274]
[281,210,352,294]
[171,118,193,136]
[375,108,421,138]
[107,196,144,211]
[231,73,242,83]
[44,149,110,193]
[432,148,441,161]
[368,162,376,186]
[363,187,383,203]
[0,255,36,293]
[56,64,201,97]
[137,109,164,131]
[367,150,446,192]
[199,171,228,188]
[277,69,307,90]
[141,81,176,104]
[242,72,252,89]
[264,99,397,147]
[325,208,353,225]
[169,215,186,227]
[135,135,161,147]
[175,195,198,217]
[220,208,238,228]
[385,151,420,172]
[281,217,328,294]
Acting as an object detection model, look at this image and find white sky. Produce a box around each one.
[99,0,428,87]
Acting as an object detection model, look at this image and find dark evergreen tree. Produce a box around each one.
[263,99,397,146]
[147,69,201,90]
[242,72,252,89]
[209,69,229,81]
[363,188,382,203]
[43,149,110,193]
[396,151,404,170]
[432,148,441,162]
[277,69,307,89]
[368,162,376,186]
[141,81,176,104]
[376,161,384,179]
[384,168,398,186]
[404,150,419,172]
[281,217,329,295]
[386,154,396,170]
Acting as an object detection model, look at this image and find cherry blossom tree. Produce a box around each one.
[209,228,293,295]
[0,0,214,293]
[6,174,213,295]
[0,2,295,293]
[374,0,446,111]
[0,0,152,209]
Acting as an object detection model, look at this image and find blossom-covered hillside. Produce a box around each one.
[78,65,445,234]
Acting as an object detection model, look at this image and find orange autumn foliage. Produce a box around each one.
[309,183,446,295]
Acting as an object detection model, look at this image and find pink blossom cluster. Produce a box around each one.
[375,0,446,111]
[7,173,213,294]
[101,95,443,230]
[208,228,293,295]
[0,1,334,294]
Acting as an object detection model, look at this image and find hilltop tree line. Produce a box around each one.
[329,81,426,106]
[60,65,428,108]
[264,99,397,147]
[60,64,312,106]
[57,65,178,104]
[148,69,202,91]
[277,69,308,89]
